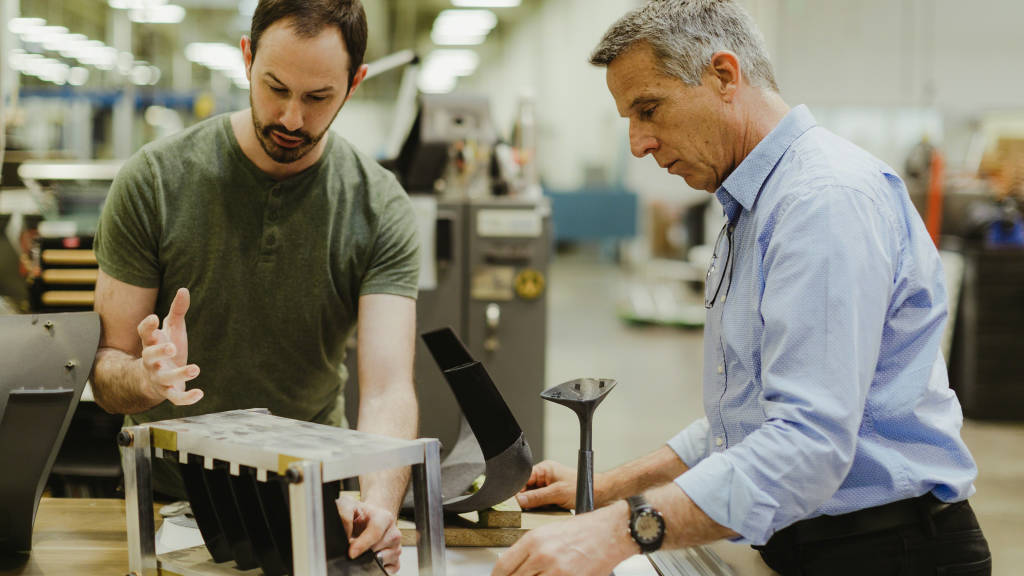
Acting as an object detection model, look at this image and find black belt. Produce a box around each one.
[759,493,956,547]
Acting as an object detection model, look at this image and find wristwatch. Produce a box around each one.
[626,494,666,553]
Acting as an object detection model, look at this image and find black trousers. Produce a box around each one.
[753,495,991,576]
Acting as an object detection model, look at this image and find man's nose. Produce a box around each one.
[629,123,657,158]
[279,98,303,132]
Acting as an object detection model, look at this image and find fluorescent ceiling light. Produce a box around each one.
[117,51,136,75]
[108,0,166,9]
[55,34,89,56]
[452,0,521,6]
[7,17,46,35]
[430,30,487,46]
[425,49,480,77]
[131,64,161,85]
[77,45,119,69]
[418,74,457,94]
[431,9,496,46]
[433,9,497,34]
[131,4,185,23]
[30,58,71,85]
[185,42,248,88]
[67,67,90,86]
[21,25,69,46]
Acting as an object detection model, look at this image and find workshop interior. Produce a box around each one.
[1,0,1023,575]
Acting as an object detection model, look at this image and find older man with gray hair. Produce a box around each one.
[492,1,990,575]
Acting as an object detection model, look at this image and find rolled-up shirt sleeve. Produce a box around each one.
[667,417,711,468]
[676,185,898,545]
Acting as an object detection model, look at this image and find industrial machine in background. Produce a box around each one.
[0,312,100,555]
[3,161,124,497]
[346,93,551,462]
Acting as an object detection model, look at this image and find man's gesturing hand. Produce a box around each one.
[137,287,203,405]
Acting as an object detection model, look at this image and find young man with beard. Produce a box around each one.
[91,1,415,571]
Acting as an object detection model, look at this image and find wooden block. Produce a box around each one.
[477,497,522,528]
[398,520,527,547]
[397,507,572,547]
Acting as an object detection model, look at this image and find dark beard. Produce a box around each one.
[249,91,326,164]
[252,115,322,164]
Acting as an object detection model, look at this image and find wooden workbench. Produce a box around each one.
[0,498,159,575]
[0,498,775,576]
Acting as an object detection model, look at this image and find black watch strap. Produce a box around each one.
[627,494,648,510]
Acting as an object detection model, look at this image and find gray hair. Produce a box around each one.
[590,0,778,92]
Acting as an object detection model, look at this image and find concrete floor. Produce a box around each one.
[542,251,1024,575]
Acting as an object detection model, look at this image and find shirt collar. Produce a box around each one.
[715,104,817,221]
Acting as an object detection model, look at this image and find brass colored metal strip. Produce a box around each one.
[150,428,178,452]
[278,454,303,476]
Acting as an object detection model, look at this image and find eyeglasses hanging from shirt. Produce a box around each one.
[705,222,736,309]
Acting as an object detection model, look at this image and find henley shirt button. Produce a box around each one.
[266,234,276,246]
[715,437,724,447]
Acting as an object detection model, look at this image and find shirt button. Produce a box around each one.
[266,234,276,246]
[717,364,724,374]
[715,437,724,447]
[271,186,282,198]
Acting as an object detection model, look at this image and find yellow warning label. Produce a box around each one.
[514,269,545,300]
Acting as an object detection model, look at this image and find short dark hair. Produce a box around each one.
[250,0,368,91]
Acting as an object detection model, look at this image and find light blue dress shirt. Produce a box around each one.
[667,105,978,546]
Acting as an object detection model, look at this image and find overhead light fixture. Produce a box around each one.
[54,33,89,56]
[418,74,457,95]
[7,17,47,35]
[431,9,497,46]
[418,48,480,94]
[425,49,480,77]
[67,67,90,86]
[430,31,487,46]
[77,44,119,70]
[7,21,158,85]
[131,4,186,23]
[185,42,249,90]
[108,0,166,9]
[433,9,497,33]
[131,64,161,85]
[452,0,521,6]
[21,25,69,46]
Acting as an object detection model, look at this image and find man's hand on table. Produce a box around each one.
[492,500,636,576]
[516,460,579,510]
[336,494,402,574]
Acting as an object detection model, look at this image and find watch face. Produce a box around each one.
[634,510,664,543]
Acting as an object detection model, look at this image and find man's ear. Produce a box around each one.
[241,36,254,81]
[343,64,370,104]
[709,50,741,102]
